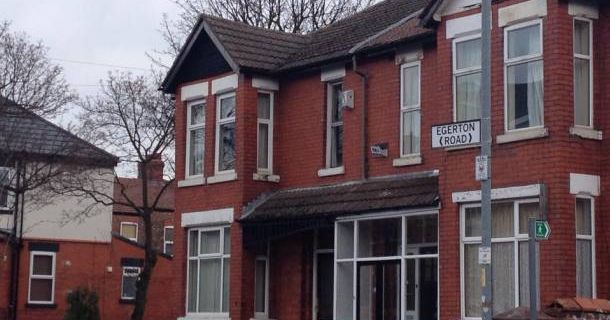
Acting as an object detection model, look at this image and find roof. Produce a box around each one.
[162,0,434,92]
[240,172,439,223]
[113,177,175,214]
[0,99,117,166]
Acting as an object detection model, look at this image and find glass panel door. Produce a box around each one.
[358,261,400,320]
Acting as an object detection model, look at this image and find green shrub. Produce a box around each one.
[64,287,100,320]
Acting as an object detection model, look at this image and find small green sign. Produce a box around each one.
[535,220,551,240]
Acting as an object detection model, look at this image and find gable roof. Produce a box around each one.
[161,0,434,93]
[0,98,118,166]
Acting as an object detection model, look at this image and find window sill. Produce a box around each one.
[179,315,230,320]
[178,177,205,188]
[207,171,237,184]
[392,155,422,167]
[570,126,603,141]
[496,127,548,144]
[119,298,136,304]
[26,303,57,309]
[253,172,280,183]
[317,166,344,177]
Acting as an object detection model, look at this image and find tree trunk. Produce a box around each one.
[130,209,158,320]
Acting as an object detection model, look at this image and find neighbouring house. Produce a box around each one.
[0,97,180,320]
[161,0,610,320]
[113,154,176,256]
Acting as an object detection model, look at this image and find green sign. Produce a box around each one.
[535,220,551,240]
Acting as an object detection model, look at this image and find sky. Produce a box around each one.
[0,0,180,116]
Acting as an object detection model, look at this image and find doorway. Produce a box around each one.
[357,260,401,320]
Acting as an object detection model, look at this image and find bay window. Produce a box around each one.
[326,82,343,169]
[573,18,593,127]
[454,35,482,121]
[186,99,205,178]
[187,226,231,314]
[504,20,544,131]
[576,197,595,297]
[461,200,539,318]
[257,92,274,174]
[29,251,56,304]
[215,93,236,174]
[400,62,421,157]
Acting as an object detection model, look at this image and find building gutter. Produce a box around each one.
[352,55,369,180]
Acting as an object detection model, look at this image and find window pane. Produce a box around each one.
[220,96,236,119]
[189,230,199,257]
[222,258,230,312]
[519,202,539,234]
[122,268,139,299]
[508,24,541,59]
[199,259,221,312]
[337,221,354,259]
[257,93,271,120]
[456,38,482,70]
[358,218,401,257]
[402,110,420,155]
[317,227,334,250]
[456,72,481,121]
[574,20,590,56]
[406,215,438,250]
[200,230,221,254]
[331,83,343,123]
[164,227,174,241]
[121,224,137,240]
[576,239,593,297]
[402,65,420,107]
[330,125,343,168]
[219,122,236,171]
[465,207,481,238]
[190,103,205,125]
[30,279,53,302]
[464,244,481,317]
[223,228,231,254]
[187,260,198,312]
[492,203,514,238]
[255,259,266,313]
[492,242,515,315]
[257,124,269,169]
[33,255,53,276]
[576,198,592,236]
[336,261,354,320]
[574,58,591,127]
[189,128,204,176]
[165,243,174,256]
[507,60,543,130]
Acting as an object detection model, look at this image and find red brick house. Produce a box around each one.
[161,0,609,319]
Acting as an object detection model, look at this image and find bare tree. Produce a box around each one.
[149,0,374,67]
[0,21,76,117]
[58,71,175,320]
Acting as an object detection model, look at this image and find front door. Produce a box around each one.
[357,260,401,320]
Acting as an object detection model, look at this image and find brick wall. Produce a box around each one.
[112,211,174,252]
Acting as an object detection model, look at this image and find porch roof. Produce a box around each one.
[240,171,439,224]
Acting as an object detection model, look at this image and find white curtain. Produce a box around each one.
[492,242,515,315]
[576,239,593,297]
[336,262,354,320]
[402,66,419,107]
[526,60,543,127]
[492,203,514,238]
[574,58,590,126]
[199,259,222,312]
[188,260,198,312]
[200,230,220,254]
[464,244,481,317]
[456,73,482,121]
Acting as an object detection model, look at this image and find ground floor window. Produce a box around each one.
[335,212,438,320]
[186,226,231,314]
[461,200,539,318]
[28,251,56,304]
[122,266,140,300]
[576,197,595,298]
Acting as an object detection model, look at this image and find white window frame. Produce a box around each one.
[575,195,596,298]
[186,225,231,317]
[459,199,539,320]
[121,266,141,300]
[163,226,174,255]
[453,34,482,122]
[0,167,13,211]
[400,61,422,157]
[185,99,206,179]
[573,17,594,128]
[28,251,56,305]
[254,254,270,319]
[257,91,274,175]
[120,222,138,242]
[503,19,544,133]
[215,92,237,175]
[325,81,344,169]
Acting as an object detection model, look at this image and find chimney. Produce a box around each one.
[138,154,164,180]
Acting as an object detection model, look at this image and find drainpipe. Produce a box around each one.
[352,55,369,180]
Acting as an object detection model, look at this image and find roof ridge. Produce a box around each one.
[202,13,310,39]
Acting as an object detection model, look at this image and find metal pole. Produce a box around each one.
[528,218,538,320]
[480,1,493,320]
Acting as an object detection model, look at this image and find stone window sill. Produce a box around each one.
[207,171,237,184]
[496,127,548,144]
[570,126,602,141]
[178,176,205,188]
[317,166,344,177]
[393,155,422,167]
[178,316,230,320]
[253,172,280,183]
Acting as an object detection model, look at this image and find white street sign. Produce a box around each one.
[432,120,481,148]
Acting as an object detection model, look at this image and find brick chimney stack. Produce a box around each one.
[139,154,164,180]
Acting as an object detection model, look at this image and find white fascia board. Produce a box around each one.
[446,13,483,39]
[181,207,234,227]
[181,82,208,101]
[452,184,541,203]
[498,0,547,27]
[252,76,279,91]
[570,173,600,197]
[320,65,346,82]
[212,74,238,94]
[569,0,599,19]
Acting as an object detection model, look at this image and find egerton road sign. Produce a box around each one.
[535,220,551,240]
[431,120,481,148]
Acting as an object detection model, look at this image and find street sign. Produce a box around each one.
[432,120,481,148]
[535,220,551,240]
[475,156,489,181]
[478,246,491,265]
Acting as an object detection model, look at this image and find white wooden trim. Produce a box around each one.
[320,65,345,82]
[211,74,238,94]
[452,33,482,122]
[120,222,139,242]
[181,82,209,101]
[446,14,482,39]
[28,251,56,304]
[569,0,599,19]
[181,208,234,227]
[498,0,547,27]
[252,77,279,91]
[400,61,422,157]
[324,82,344,169]
[452,184,541,203]
[570,173,600,196]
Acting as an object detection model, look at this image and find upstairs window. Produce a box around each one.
[164,226,174,256]
[454,35,482,121]
[326,82,343,169]
[573,18,593,128]
[504,20,544,131]
[29,251,56,304]
[122,266,141,300]
[186,99,205,178]
[215,93,236,174]
[400,62,421,156]
[0,167,11,211]
[257,92,274,174]
[576,197,595,298]
[120,222,138,242]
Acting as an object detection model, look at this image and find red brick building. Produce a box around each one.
[161,0,609,319]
